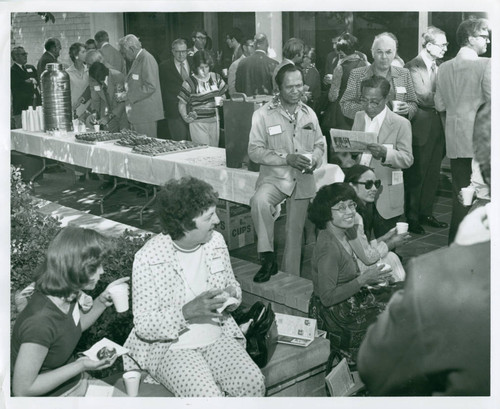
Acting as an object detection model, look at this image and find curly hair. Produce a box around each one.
[156,177,219,239]
[36,227,110,298]
[308,183,358,230]
[69,42,85,63]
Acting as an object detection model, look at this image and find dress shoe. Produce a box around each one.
[419,215,448,228]
[408,220,426,235]
[253,252,278,283]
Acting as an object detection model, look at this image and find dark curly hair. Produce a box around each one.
[156,177,219,239]
[308,183,358,230]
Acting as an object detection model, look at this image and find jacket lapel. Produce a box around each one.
[377,110,394,144]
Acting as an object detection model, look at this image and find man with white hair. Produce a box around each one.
[340,32,417,120]
[117,34,163,138]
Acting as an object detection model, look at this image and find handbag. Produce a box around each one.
[235,301,278,368]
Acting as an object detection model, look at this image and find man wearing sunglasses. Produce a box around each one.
[434,17,490,244]
[403,26,449,235]
[351,75,413,237]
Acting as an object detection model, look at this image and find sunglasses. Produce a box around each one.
[353,180,381,189]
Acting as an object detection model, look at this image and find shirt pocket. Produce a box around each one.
[298,129,316,152]
[387,184,404,210]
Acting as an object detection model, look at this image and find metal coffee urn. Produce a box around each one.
[40,63,72,131]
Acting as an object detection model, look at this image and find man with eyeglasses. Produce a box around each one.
[11,46,41,128]
[188,30,217,72]
[351,76,413,237]
[434,17,490,244]
[159,38,191,141]
[403,26,449,235]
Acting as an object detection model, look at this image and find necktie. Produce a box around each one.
[430,61,437,92]
[180,63,189,81]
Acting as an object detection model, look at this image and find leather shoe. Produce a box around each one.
[253,260,278,283]
[408,220,426,235]
[419,215,448,228]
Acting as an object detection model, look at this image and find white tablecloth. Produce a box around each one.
[11,130,344,205]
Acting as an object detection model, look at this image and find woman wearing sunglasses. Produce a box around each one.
[308,183,403,370]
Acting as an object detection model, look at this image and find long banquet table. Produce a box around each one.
[11,130,344,206]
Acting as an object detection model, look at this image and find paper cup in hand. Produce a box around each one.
[461,187,475,206]
[396,222,409,234]
[108,283,129,312]
[93,124,100,132]
[392,100,403,112]
[214,96,223,106]
[122,371,141,397]
[301,153,313,165]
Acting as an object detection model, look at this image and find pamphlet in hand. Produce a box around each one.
[330,128,377,153]
[275,313,317,347]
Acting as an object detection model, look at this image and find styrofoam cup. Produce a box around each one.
[396,222,409,234]
[392,100,403,112]
[222,68,228,77]
[461,187,475,206]
[93,124,100,132]
[108,283,129,312]
[214,96,223,106]
[122,371,141,397]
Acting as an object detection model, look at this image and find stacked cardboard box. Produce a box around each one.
[215,200,255,250]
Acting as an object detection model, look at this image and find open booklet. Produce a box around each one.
[275,313,317,347]
[330,128,377,153]
[325,358,365,396]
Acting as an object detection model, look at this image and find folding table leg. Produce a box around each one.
[139,186,158,225]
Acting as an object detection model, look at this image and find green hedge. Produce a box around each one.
[10,165,151,378]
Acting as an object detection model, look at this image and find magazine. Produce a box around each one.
[275,313,317,347]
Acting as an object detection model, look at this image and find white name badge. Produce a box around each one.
[268,124,282,136]
[395,86,407,94]
[392,170,404,185]
[94,85,101,91]
[27,68,33,73]
[211,257,225,273]
[132,74,139,80]
[72,304,81,326]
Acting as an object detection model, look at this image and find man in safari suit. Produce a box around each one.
[351,76,413,237]
[117,34,163,138]
[403,26,448,235]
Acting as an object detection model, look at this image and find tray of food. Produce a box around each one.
[74,131,122,144]
[131,139,208,156]
[114,129,153,147]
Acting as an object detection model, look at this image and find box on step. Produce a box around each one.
[215,200,255,250]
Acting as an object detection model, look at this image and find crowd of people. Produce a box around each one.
[10,16,491,397]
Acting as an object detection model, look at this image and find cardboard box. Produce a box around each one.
[215,200,255,250]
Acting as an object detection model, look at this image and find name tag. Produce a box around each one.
[94,85,101,91]
[72,304,81,326]
[392,170,403,185]
[268,124,282,136]
[395,86,407,94]
[132,74,139,80]
[211,257,225,273]
[27,68,33,73]
[210,84,218,91]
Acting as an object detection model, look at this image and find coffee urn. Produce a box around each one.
[40,63,72,131]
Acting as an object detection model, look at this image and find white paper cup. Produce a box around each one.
[222,68,228,77]
[214,96,223,106]
[108,283,129,313]
[392,100,403,112]
[325,74,333,81]
[461,187,475,206]
[72,119,80,132]
[396,222,409,234]
[122,371,141,397]
[93,124,100,132]
[301,153,313,164]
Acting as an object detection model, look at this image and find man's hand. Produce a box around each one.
[392,101,409,116]
[286,154,314,172]
[115,92,127,103]
[367,143,387,161]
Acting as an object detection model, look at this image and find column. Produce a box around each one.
[255,12,282,61]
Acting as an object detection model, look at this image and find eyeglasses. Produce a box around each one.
[195,36,207,40]
[331,201,357,213]
[474,34,490,41]
[360,97,384,106]
[432,42,449,49]
[353,180,381,189]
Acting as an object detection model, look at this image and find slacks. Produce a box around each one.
[131,121,158,138]
[449,158,472,244]
[250,183,310,276]
[156,334,265,397]
[189,118,219,147]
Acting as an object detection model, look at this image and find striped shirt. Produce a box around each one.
[178,72,227,120]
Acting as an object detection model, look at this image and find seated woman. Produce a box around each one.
[308,183,403,369]
[344,164,410,280]
[11,227,128,396]
[178,50,228,147]
[123,177,265,397]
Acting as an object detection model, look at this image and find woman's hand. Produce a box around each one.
[182,288,225,321]
[97,277,130,307]
[77,355,118,371]
[183,111,197,123]
[358,264,393,287]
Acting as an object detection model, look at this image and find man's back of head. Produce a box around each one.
[254,33,269,52]
[94,30,109,47]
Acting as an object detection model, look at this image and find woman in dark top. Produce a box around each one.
[308,183,402,370]
[11,227,129,396]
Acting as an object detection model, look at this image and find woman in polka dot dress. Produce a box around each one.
[123,177,266,397]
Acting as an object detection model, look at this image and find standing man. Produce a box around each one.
[403,27,449,235]
[187,30,217,68]
[272,38,305,92]
[248,64,324,280]
[11,46,41,128]
[37,38,61,76]
[117,34,164,138]
[434,17,490,244]
[158,38,191,141]
[235,33,278,96]
[94,30,126,74]
[226,28,244,65]
[227,37,255,97]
